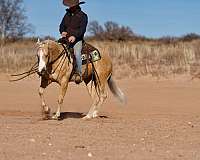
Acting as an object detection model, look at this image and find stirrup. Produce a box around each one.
[74,73,82,84]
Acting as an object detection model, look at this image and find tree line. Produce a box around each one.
[87,21,200,42]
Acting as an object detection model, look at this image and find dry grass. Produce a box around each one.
[0,41,36,73]
[1,40,200,79]
[90,40,200,79]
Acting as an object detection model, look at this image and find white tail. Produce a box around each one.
[107,75,126,105]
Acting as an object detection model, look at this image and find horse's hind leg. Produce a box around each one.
[93,85,107,118]
[83,80,107,119]
[83,83,99,119]
[39,78,51,120]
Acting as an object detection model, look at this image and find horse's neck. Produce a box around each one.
[50,45,64,62]
[50,44,72,68]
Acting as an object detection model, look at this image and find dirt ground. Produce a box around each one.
[1,74,200,160]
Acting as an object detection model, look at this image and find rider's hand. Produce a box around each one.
[61,32,68,37]
[68,36,76,43]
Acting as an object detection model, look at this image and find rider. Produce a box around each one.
[59,0,88,84]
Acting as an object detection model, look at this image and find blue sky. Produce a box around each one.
[24,0,200,38]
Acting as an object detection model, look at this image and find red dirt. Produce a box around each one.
[1,75,200,160]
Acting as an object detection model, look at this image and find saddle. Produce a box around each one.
[58,38,101,65]
[58,38,101,83]
[70,42,101,65]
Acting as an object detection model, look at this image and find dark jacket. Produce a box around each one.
[59,6,88,43]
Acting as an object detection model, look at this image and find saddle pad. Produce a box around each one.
[82,50,101,65]
[70,42,101,64]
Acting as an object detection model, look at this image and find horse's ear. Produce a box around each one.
[37,38,40,44]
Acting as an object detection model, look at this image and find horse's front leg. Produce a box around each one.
[39,78,51,120]
[52,79,69,120]
[39,87,50,119]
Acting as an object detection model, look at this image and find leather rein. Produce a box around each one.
[41,43,72,76]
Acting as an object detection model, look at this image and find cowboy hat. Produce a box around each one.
[63,0,85,7]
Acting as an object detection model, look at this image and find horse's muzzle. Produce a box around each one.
[37,68,46,76]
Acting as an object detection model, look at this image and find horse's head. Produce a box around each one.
[36,40,50,76]
[36,39,60,76]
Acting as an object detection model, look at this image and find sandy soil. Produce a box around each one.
[1,75,200,160]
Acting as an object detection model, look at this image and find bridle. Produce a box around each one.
[10,42,71,82]
[37,42,72,77]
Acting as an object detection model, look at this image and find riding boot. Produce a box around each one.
[75,72,82,84]
[75,55,82,84]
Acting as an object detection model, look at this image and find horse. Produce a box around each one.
[36,39,126,120]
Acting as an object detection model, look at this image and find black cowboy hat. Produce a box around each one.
[63,0,85,7]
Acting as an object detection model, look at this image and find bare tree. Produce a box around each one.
[88,21,103,35]
[88,20,135,41]
[88,20,104,39]
[0,0,33,40]
[104,21,119,33]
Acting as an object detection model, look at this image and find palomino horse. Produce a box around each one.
[36,40,126,120]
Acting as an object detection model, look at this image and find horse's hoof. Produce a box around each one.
[42,107,50,115]
[82,115,92,120]
[42,111,51,120]
[42,113,51,120]
[44,110,50,115]
[92,111,99,118]
[51,115,60,120]
[42,116,50,120]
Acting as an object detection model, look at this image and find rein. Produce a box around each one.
[45,43,71,76]
[10,42,71,82]
[10,62,38,82]
[61,44,71,63]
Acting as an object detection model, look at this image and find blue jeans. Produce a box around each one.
[73,41,82,75]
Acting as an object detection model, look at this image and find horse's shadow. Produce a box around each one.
[59,112,84,120]
[57,112,108,120]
